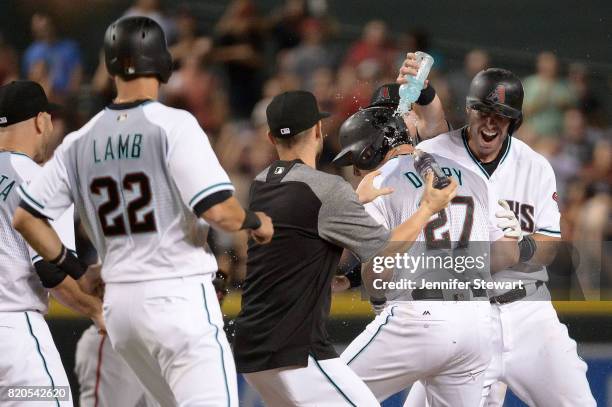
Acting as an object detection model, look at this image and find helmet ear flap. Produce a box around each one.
[509,113,523,136]
[355,132,386,170]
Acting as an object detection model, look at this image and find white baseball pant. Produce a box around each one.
[103,274,238,407]
[0,311,73,407]
[341,301,493,407]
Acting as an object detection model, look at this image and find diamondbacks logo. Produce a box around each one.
[487,85,506,104]
[381,86,390,99]
[553,192,559,202]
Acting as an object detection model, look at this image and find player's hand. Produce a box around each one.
[420,172,457,215]
[92,312,107,335]
[250,212,273,244]
[331,275,351,292]
[356,170,394,204]
[396,52,429,88]
[496,200,523,241]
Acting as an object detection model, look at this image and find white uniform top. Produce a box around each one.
[0,152,74,313]
[417,128,561,284]
[366,153,503,291]
[19,101,234,283]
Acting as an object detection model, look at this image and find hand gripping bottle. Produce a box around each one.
[397,51,435,115]
[413,149,451,189]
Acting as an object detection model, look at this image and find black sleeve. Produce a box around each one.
[193,190,233,218]
[19,200,51,220]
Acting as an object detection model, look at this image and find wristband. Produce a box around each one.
[241,210,262,230]
[518,235,537,263]
[50,245,87,280]
[416,84,436,106]
[34,261,68,288]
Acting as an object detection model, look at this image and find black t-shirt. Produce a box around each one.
[233,160,390,373]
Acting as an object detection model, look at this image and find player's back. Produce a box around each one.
[41,101,230,283]
[0,152,47,311]
[369,153,498,245]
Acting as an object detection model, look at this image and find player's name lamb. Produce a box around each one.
[372,278,524,291]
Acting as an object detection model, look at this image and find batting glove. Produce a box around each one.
[496,200,523,241]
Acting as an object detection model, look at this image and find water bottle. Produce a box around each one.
[397,51,435,115]
[413,149,451,189]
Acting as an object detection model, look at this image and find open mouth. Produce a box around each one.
[481,129,498,143]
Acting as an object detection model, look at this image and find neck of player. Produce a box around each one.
[0,121,39,160]
[113,76,160,104]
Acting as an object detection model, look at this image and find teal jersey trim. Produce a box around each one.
[19,185,45,210]
[309,354,356,407]
[25,312,60,407]
[201,284,231,407]
[347,305,396,365]
[189,182,233,207]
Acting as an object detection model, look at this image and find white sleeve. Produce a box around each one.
[364,199,390,230]
[486,184,504,242]
[18,144,73,221]
[29,205,76,264]
[534,160,561,238]
[166,113,234,213]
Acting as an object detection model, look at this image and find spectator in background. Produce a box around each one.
[568,62,605,127]
[169,5,212,68]
[213,0,265,119]
[446,49,490,126]
[23,13,82,101]
[123,0,176,43]
[164,53,228,135]
[282,18,333,90]
[343,20,396,78]
[523,51,575,138]
[0,37,19,85]
[267,0,308,53]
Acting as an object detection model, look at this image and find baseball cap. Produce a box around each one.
[266,91,330,138]
[0,81,60,127]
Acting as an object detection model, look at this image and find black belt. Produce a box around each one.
[489,281,544,304]
[412,288,487,301]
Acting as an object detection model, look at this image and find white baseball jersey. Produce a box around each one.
[0,151,74,313]
[18,101,234,283]
[417,128,561,285]
[366,153,503,247]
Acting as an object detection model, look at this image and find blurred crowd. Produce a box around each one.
[1,0,609,292]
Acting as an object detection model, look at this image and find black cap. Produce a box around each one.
[266,91,330,138]
[0,81,60,127]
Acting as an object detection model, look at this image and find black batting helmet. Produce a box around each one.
[332,106,412,170]
[466,68,524,134]
[369,83,400,109]
[104,16,172,83]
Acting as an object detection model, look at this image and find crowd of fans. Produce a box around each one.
[1,0,609,293]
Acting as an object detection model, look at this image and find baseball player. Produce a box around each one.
[13,17,273,407]
[74,270,228,407]
[333,103,521,406]
[233,90,458,406]
[0,80,104,407]
[407,68,596,406]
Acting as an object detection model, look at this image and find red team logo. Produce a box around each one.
[553,192,559,202]
[487,85,506,104]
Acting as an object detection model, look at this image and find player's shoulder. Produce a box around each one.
[375,154,408,187]
[142,102,199,131]
[9,152,40,181]
[417,127,465,151]
[508,137,554,172]
[62,110,106,148]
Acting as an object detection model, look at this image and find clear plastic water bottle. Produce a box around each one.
[397,51,435,115]
[413,149,451,189]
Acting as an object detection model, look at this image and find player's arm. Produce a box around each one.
[166,112,273,243]
[520,160,562,266]
[396,52,449,139]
